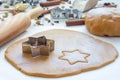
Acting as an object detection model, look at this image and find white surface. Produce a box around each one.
[0,0,120,80]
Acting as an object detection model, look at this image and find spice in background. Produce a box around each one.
[7,0,15,5]
[2,12,8,18]
[36,20,41,25]
[4,5,9,8]
[51,23,54,25]
[103,2,117,7]
[0,0,2,5]
[14,3,29,11]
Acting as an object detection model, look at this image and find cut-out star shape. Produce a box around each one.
[59,49,90,65]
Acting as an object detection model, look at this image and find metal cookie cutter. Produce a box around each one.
[22,36,54,57]
[51,7,82,19]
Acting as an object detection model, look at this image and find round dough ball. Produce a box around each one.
[85,8,120,36]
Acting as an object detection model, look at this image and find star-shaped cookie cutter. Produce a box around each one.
[22,36,54,57]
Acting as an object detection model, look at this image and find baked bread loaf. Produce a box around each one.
[85,8,120,36]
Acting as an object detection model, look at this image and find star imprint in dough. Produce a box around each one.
[59,49,90,65]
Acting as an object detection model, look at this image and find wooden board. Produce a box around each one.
[5,29,118,78]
